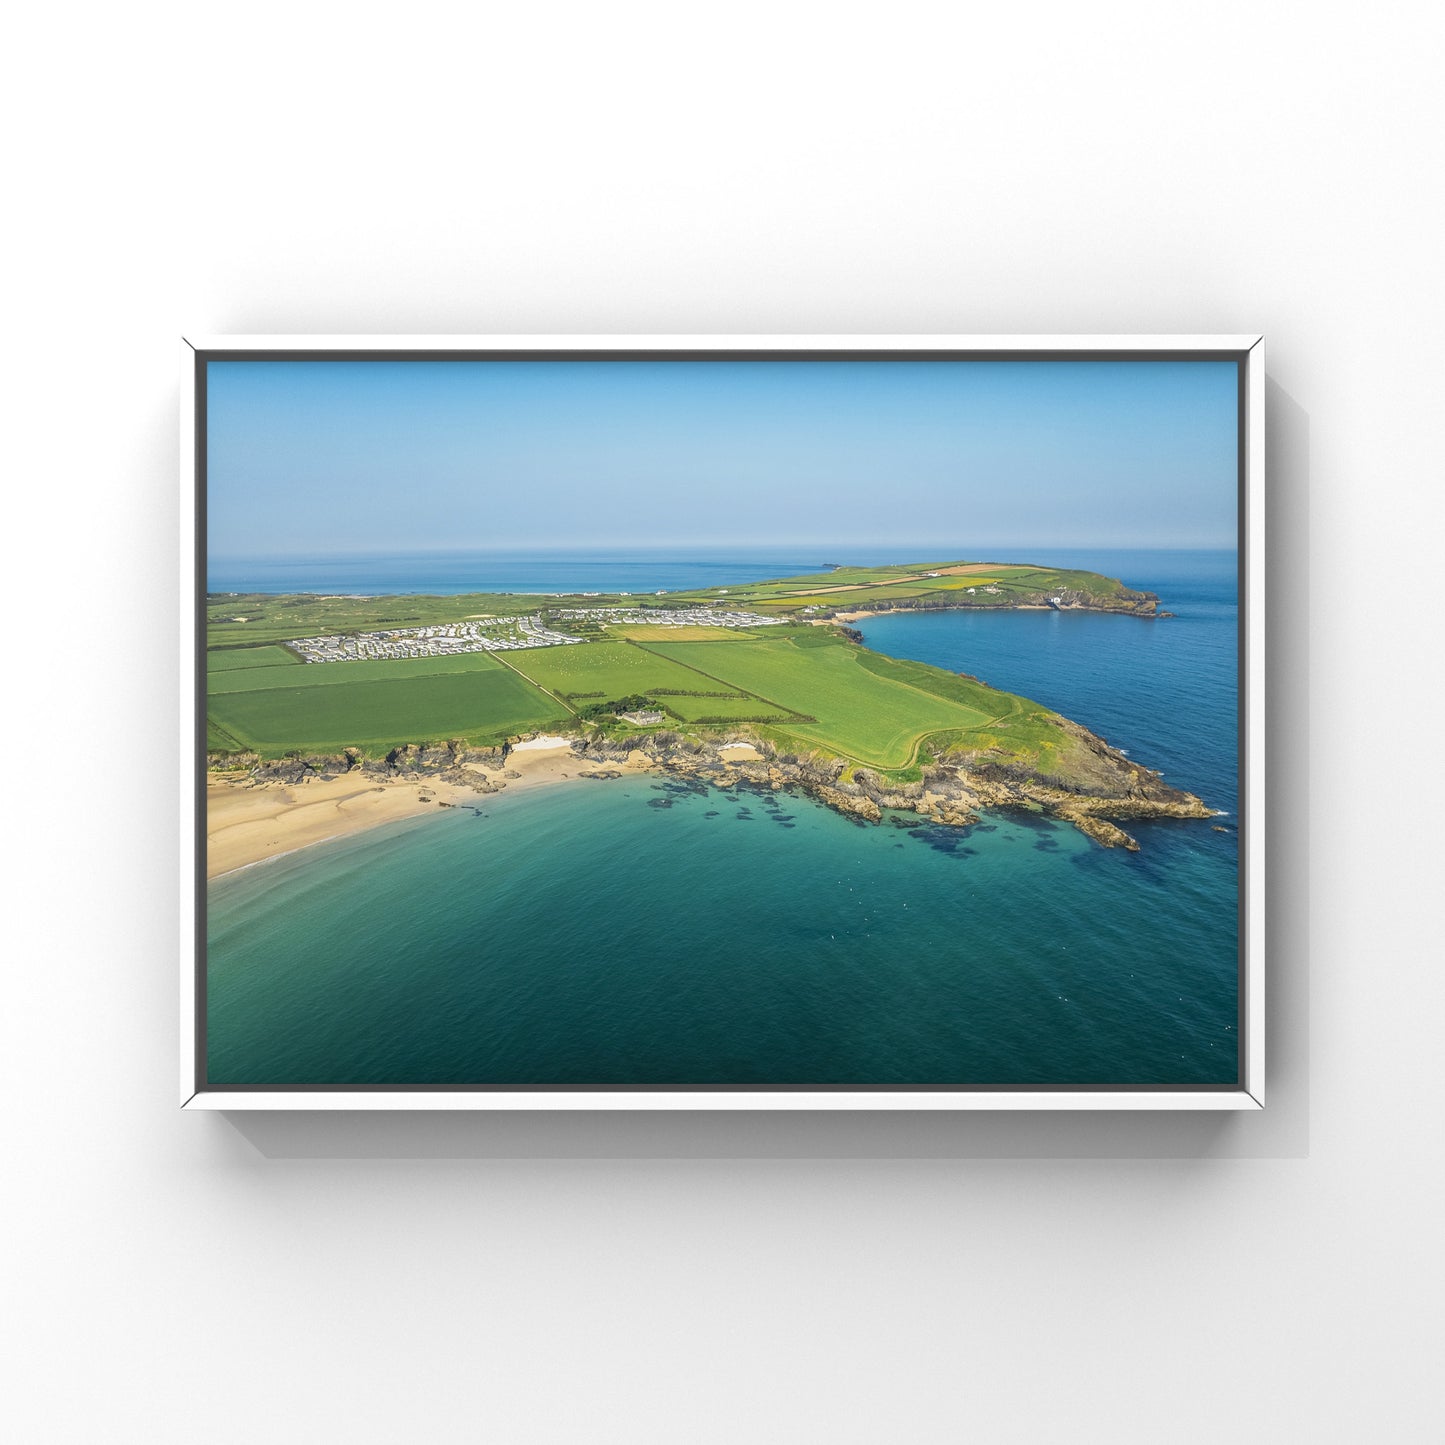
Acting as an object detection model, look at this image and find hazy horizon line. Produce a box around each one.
[209,540,1240,560]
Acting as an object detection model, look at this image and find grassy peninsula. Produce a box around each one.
[206,559,1210,850]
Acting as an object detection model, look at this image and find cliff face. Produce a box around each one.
[1040,586,1160,615]
[224,738,512,794]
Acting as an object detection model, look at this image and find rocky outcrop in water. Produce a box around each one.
[571,722,1210,848]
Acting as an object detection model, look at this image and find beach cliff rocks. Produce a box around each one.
[217,739,510,795]
[214,711,1211,851]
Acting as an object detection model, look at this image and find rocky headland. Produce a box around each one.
[824,585,1168,623]
[211,712,1213,853]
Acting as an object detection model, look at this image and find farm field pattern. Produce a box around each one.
[205,560,1132,767]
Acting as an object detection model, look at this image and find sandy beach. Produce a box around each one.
[206,740,650,880]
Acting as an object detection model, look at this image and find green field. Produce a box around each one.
[205,622,1060,767]
[207,717,248,751]
[207,655,567,756]
[606,623,750,641]
[206,644,302,672]
[662,694,795,723]
[208,648,515,695]
[204,626,1036,766]
[204,558,1146,764]
[505,641,724,699]
[646,634,1006,769]
[850,649,1064,768]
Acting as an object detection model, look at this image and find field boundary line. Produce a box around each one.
[642,637,994,772]
[205,715,252,753]
[627,640,812,721]
[491,651,580,719]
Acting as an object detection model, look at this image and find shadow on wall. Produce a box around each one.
[214,377,1310,1163]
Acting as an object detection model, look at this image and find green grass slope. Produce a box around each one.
[646,633,1004,770]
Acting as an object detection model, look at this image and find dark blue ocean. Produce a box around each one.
[206,548,1239,1088]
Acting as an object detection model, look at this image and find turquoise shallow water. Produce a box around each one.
[205,549,1239,1088]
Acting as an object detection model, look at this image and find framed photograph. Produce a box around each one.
[182,335,1264,1110]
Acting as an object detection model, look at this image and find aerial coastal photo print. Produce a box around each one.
[201,354,1241,1090]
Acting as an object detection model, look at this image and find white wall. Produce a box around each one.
[8,3,1441,1440]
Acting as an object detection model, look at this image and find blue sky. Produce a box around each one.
[207,359,1238,556]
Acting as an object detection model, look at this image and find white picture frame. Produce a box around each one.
[182,334,1264,1111]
